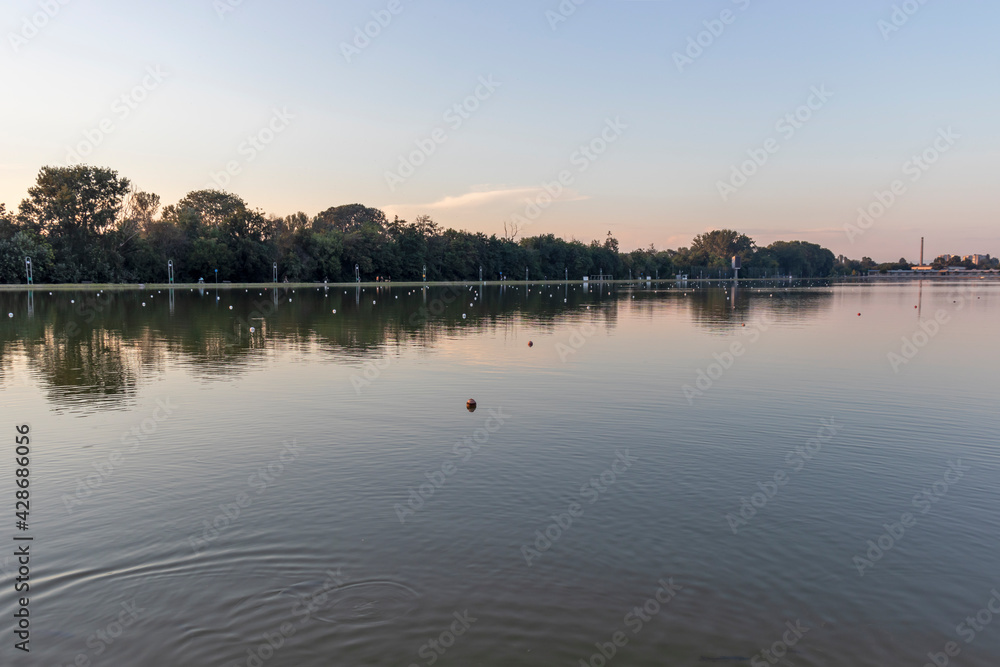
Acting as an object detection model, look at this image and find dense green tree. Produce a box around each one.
[690,229,755,264]
[0,165,859,284]
[766,241,835,277]
[0,230,55,283]
[314,204,387,234]
[18,166,131,240]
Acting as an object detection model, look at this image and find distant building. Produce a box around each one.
[963,254,990,265]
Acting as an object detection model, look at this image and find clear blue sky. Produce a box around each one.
[1,0,997,261]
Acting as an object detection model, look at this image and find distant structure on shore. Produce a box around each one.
[935,253,992,266]
[868,237,998,276]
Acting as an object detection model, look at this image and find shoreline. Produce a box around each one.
[1,275,998,291]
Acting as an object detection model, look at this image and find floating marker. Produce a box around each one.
[466,399,477,412]
[250,327,255,332]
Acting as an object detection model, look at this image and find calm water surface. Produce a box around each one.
[0,281,998,666]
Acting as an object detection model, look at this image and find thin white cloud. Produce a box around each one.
[421,187,540,209]
[396,186,590,211]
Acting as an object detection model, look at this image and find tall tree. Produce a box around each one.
[690,229,755,262]
[18,166,131,241]
[313,204,387,234]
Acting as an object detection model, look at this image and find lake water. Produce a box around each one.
[1,280,998,666]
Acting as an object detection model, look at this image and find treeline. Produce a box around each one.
[1,165,847,284]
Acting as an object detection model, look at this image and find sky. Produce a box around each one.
[1,0,997,262]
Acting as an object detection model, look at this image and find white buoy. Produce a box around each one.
[462,314,466,319]
[8,313,12,318]
[250,327,255,332]
[229,306,233,310]
[333,309,337,314]
[142,302,146,306]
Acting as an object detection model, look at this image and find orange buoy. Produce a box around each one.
[466,399,477,412]
[528,341,533,347]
